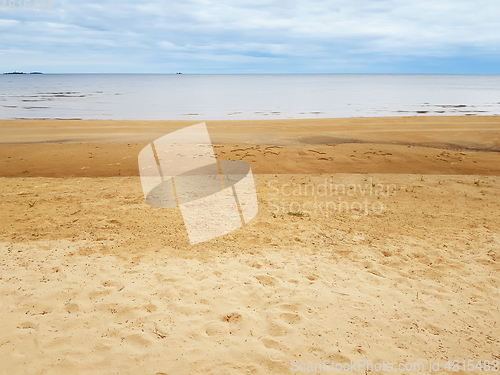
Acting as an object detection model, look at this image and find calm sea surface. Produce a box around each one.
[1,74,499,120]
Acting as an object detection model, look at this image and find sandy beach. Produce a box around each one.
[1,117,499,374]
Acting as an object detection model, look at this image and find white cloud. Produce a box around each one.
[0,48,34,55]
[158,41,290,56]
[1,0,499,72]
[0,19,21,27]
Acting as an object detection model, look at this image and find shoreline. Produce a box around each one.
[1,116,500,144]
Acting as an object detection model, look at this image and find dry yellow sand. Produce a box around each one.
[1,118,499,374]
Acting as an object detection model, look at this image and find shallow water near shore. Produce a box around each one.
[1,74,500,120]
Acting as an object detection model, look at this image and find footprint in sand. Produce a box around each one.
[279,312,301,324]
[204,312,244,337]
[204,321,230,337]
[123,332,153,347]
[260,337,286,350]
[267,319,290,336]
[65,303,80,314]
[264,150,280,156]
[308,149,326,155]
[255,274,279,287]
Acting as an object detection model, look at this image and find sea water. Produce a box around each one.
[1,74,499,120]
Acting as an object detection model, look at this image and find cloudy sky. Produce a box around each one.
[1,0,499,73]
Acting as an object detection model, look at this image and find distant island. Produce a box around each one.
[3,71,43,75]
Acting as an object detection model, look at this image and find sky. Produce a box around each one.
[1,0,499,74]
